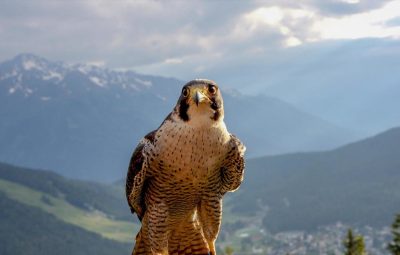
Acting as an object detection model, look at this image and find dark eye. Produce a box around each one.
[208,85,217,94]
[182,87,189,97]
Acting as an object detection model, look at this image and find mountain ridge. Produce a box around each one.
[234,126,400,232]
[257,38,400,135]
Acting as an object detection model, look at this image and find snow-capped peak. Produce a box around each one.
[0,53,156,97]
[16,53,49,71]
[23,59,39,71]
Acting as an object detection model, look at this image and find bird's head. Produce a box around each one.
[173,79,224,126]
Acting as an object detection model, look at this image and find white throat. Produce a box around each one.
[186,104,223,128]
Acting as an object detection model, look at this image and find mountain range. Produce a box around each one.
[0,53,357,181]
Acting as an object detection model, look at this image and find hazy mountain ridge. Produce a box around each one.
[0,53,357,181]
[233,127,400,233]
[257,38,400,135]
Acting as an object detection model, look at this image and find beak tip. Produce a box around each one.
[194,91,202,106]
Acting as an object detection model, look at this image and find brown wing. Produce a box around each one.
[126,130,156,221]
[220,134,246,194]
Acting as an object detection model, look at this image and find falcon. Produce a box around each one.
[126,79,245,255]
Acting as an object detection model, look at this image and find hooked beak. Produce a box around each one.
[194,91,207,106]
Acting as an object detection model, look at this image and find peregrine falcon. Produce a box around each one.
[126,79,246,255]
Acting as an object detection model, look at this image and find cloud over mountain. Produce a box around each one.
[1,0,399,83]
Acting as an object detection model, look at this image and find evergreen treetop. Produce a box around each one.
[343,228,366,255]
[388,214,400,255]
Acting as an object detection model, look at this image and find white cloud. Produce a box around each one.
[164,58,184,64]
[313,0,400,40]
[238,1,400,45]
[246,7,285,26]
[238,6,316,47]
[133,0,400,80]
[340,0,360,4]
[286,37,302,47]
[86,61,106,67]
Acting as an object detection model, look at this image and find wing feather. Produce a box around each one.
[126,130,156,220]
[220,134,246,193]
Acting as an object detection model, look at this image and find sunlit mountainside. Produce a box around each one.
[0,162,134,255]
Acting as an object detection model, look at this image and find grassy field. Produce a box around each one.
[0,179,139,243]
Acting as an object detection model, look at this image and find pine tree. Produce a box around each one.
[343,228,366,255]
[388,214,400,255]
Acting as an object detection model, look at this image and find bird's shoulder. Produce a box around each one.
[129,130,156,172]
[228,134,246,157]
[125,130,156,213]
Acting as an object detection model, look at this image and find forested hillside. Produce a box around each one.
[234,127,400,232]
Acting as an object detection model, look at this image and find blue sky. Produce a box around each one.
[1,0,400,89]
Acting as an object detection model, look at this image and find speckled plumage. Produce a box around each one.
[126,79,245,255]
